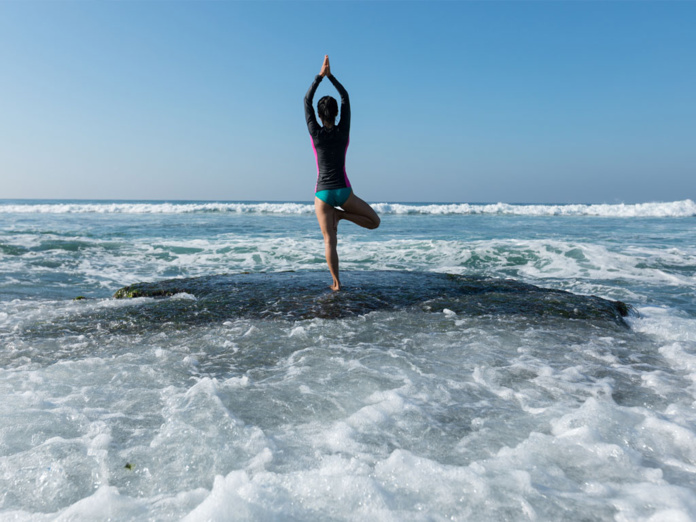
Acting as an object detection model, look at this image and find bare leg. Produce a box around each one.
[315,197,341,291]
[337,193,380,230]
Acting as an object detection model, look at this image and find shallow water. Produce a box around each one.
[1,200,695,521]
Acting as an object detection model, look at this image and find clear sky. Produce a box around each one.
[1,1,694,204]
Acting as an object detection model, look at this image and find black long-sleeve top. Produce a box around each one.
[304,74,352,192]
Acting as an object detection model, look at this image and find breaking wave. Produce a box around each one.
[1,199,694,217]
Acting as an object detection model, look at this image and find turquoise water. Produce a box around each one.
[1,200,695,520]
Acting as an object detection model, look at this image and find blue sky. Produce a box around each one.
[1,1,694,203]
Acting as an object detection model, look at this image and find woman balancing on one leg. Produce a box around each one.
[305,55,380,291]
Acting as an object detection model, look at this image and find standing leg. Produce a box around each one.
[315,197,341,291]
[337,193,380,230]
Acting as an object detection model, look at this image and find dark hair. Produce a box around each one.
[317,95,338,124]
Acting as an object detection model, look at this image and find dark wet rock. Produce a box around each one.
[113,270,632,326]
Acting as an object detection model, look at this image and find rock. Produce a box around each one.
[112,270,632,326]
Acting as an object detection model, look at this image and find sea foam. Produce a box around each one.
[1,199,694,217]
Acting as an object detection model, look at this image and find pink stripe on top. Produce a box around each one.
[311,137,321,192]
[343,137,351,188]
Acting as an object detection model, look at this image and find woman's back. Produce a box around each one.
[305,73,352,192]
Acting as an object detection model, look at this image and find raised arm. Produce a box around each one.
[327,74,350,132]
[304,74,323,137]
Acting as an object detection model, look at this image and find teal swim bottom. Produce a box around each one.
[315,187,353,207]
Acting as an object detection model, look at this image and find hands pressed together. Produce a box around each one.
[319,55,331,77]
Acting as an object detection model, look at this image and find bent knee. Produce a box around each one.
[370,215,381,230]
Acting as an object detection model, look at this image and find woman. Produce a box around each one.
[304,55,380,291]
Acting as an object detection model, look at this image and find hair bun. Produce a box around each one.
[317,96,339,122]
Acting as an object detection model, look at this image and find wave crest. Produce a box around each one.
[372,200,696,217]
[1,200,694,217]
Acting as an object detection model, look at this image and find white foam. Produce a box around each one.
[1,199,694,217]
[3,311,696,520]
[0,201,315,215]
[170,292,197,301]
[54,485,147,521]
[630,308,696,344]
[1,487,146,522]
[177,393,696,520]
[374,199,696,217]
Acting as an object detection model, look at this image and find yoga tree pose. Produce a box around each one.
[304,55,380,291]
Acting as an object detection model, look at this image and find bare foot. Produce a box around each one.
[330,281,341,291]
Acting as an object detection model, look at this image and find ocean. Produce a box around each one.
[1,199,695,521]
